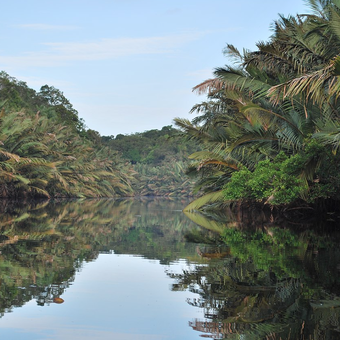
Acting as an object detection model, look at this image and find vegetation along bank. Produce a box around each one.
[176,0,340,213]
[0,72,196,198]
[3,0,340,215]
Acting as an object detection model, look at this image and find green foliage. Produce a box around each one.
[38,85,85,133]
[104,125,198,196]
[0,198,199,313]
[0,73,135,198]
[176,1,340,209]
[133,161,194,196]
[224,152,310,205]
[105,126,195,165]
[223,168,252,200]
[0,73,85,134]
[175,206,340,339]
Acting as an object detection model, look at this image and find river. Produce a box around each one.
[0,198,339,339]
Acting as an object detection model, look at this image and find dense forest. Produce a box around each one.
[3,0,340,213]
[175,0,340,212]
[0,72,136,198]
[102,127,197,196]
[0,72,196,198]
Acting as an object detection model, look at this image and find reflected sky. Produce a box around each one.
[0,254,205,340]
[2,198,339,339]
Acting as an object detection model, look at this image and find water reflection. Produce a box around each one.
[183,208,340,339]
[0,198,201,312]
[0,199,340,339]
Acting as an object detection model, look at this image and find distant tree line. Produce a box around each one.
[103,126,198,196]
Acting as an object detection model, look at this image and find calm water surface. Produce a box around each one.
[0,198,339,339]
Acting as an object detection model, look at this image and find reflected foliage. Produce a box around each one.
[0,198,199,316]
[1,198,340,339]
[177,209,340,339]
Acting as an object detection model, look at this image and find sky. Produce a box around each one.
[1,0,309,137]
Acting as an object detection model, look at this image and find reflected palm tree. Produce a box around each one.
[0,198,199,316]
[1,198,340,339]
[178,209,340,339]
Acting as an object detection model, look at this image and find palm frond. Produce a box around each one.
[183,190,225,212]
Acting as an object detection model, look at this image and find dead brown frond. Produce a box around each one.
[192,78,224,96]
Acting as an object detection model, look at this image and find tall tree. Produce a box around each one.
[176,0,340,209]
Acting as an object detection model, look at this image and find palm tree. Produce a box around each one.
[268,0,340,106]
[176,1,340,209]
[0,106,135,198]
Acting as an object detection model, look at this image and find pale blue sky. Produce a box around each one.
[1,0,309,136]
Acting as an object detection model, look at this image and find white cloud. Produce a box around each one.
[14,23,80,30]
[0,32,206,68]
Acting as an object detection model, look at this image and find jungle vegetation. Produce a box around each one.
[0,72,196,198]
[176,0,340,212]
[5,0,340,205]
[0,72,136,198]
[104,127,198,196]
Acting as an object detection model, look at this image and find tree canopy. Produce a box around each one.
[0,72,135,198]
[0,72,198,198]
[176,0,340,211]
[104,126,198,196]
